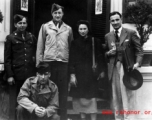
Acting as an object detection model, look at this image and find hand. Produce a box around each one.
[7,77,15,85]
[39,107,46,117]
[35,106,46,118]
[133,63,139,70]
[69,74,77,87]
[107,49,116,56]
[97,72,105,80]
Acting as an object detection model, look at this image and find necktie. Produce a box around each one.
[115,30,119,42]
[22,34,25,40]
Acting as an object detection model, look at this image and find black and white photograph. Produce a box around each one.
[21,0,28,11]
[0,0,152,120]
[95,0,103,15]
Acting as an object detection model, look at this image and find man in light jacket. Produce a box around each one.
[36,3,73,120]
[16,62,59,120]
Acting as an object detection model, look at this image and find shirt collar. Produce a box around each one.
[31,76,50,92]
[53,20,63,28]
[114,27,122,34]
[48,20,67,30]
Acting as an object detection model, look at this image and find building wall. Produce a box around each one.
[0,0,11,65]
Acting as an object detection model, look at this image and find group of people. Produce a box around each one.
[4,3,143,120]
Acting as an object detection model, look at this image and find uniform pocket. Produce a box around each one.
[12,40,23,50]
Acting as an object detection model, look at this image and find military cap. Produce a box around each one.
[14,14,26,24]
[51,3,64,13]
[37,62,50,74]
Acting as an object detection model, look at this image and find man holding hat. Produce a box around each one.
[36,3,73,120]
[16,62,60,120]
[105,11,143,120]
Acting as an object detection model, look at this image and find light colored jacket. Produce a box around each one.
[17,76,59,117]
[36,20,73,66]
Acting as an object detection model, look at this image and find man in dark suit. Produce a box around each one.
[105,11,143,120]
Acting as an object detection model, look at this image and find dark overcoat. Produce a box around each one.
[4,30,37,81]
[69,36,107,98]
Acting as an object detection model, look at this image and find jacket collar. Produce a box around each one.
[30,76,53,94]
[53,20,63,28]
[119,27,127,45]
[48,20,68,34]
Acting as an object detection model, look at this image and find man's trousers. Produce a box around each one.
[9,81,24,120]
[111,61,136,120]
[49,61,68,120]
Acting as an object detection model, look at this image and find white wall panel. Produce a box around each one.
[0,0,11,64]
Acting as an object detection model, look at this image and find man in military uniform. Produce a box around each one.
[4,14,37,120]
[16,62,59,120]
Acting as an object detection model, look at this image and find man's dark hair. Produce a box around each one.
[109,11,122,20]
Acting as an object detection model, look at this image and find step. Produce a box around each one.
[67,97,112,115]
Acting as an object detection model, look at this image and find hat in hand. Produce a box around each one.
[51,3,64,14]
[123,69,143,90]
[37,62,50,74]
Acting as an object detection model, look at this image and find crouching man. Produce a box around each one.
[16,62,60,120]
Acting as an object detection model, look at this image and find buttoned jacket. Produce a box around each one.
[36,20,73,66]
[105,27,143,80]
[17,76,59,117]
[4,31,37,80]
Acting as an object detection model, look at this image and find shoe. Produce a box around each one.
[67,118,72,120]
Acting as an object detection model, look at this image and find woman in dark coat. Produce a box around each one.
[69,20,106,120]
[4,14,37,120]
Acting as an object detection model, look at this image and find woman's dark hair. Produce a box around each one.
[14,14,27,24]
[109,11,122,20]
[77,20,91,35]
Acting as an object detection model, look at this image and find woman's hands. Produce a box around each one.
[68,74,77,91]
[97,72,105,80]
[69,74,77,87]
[7,77,15,85]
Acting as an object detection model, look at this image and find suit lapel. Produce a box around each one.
[119,28,127,46]
[48,21,57,31]
[110,31,116,43]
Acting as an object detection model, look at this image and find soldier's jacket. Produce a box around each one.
[4,30,37,80]
[17,76,59,117]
